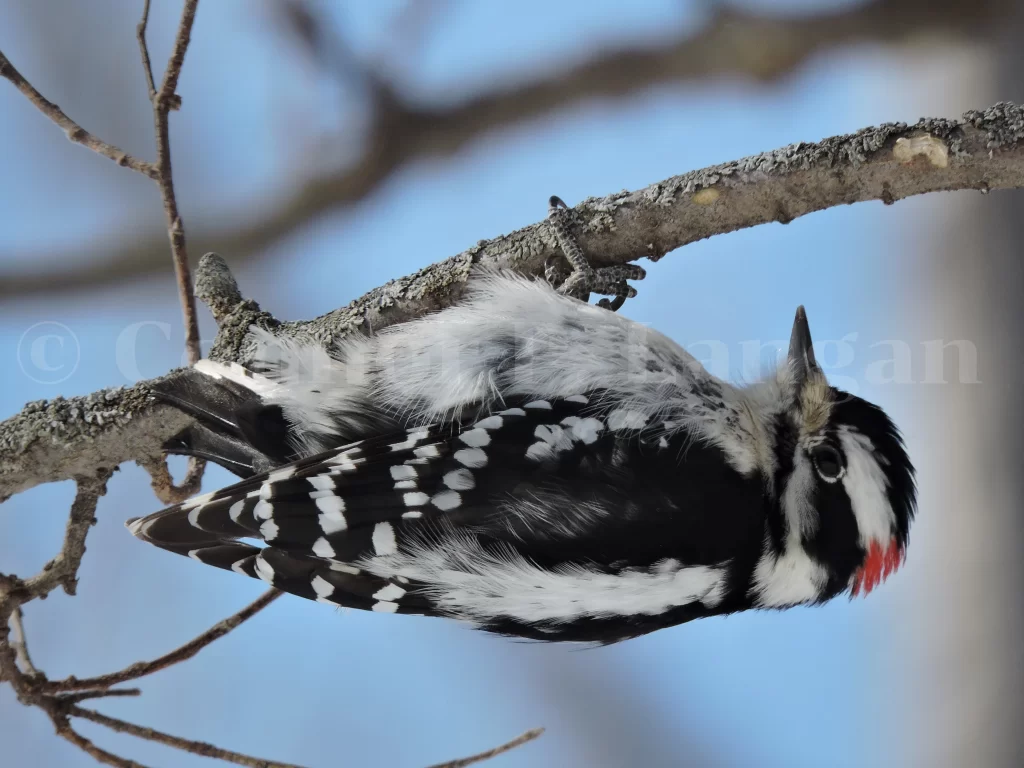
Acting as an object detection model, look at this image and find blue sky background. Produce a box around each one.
[0,1,998,766]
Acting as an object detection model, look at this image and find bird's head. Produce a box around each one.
[760,307,917,605]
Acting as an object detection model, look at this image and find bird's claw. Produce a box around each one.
[545,196,645,311]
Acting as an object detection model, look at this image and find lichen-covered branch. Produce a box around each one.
[3,102,1024,503]
[0,0,1007,298]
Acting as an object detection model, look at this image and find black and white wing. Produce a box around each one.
[131,393,765,643]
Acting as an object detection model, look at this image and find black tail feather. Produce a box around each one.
[152,366,295,478]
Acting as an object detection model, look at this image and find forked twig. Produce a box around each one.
[38,589,282,694]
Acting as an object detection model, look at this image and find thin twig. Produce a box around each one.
[69,705,305,768]
[52,716,150,768]
[427,728,546,768]
[21,473,111,598]
[140,0,202,365]
[138,455,207,504]
[39,589,281,694]
[9,606,41,677]
[59,688,142,704]
[136,0,157,101]
[0,50,157,178]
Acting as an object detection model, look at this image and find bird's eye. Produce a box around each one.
[811,444,844,482]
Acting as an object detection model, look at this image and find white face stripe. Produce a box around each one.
[838,426,894,546]
[751,452,828,608]
[750,535,828,608]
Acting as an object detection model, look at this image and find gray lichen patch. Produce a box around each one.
[0,387,139,455]
[963,101,1024,150]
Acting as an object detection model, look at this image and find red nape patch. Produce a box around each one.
[851,538,905,597]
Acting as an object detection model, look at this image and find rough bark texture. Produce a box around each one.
[3,103,1024,503]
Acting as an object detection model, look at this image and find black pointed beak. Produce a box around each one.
[788,305,819,385]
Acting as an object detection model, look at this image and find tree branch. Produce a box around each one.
[0,0,1006,298]
[4,102,1024,502]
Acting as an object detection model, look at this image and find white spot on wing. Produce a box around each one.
[372,522,398,555]
[454,448,488,468]
[534,424,574,451]
[394,480,417,489]
[443,469,475,491]
[253,500,274,520]
[390,429,430,451]
[372,601,400,613]
[330,452,361,471]
[390,465,417,481]
[404,492,429,507]
[565,394,589,404]
[308,475,335,491]
[432,491,462,510]
[312,537,336,558]
[524,400,552,410]
[373,584,406,601]
[498,408,526,417]
[260,519,279,540]
[229,500,245,522]
[230,558,249,575]
[474,415,503,430]
[311,575,335,599]
[414,444,440,458]
[254,556,275,584]
[316,495,347,533]
[402,511,423,519]
[570,417,604,444]
[458,429,491,448]
[187,504,204,528]
[526,442,554,461]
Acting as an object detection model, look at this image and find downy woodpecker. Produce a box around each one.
[129,203,915,644]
